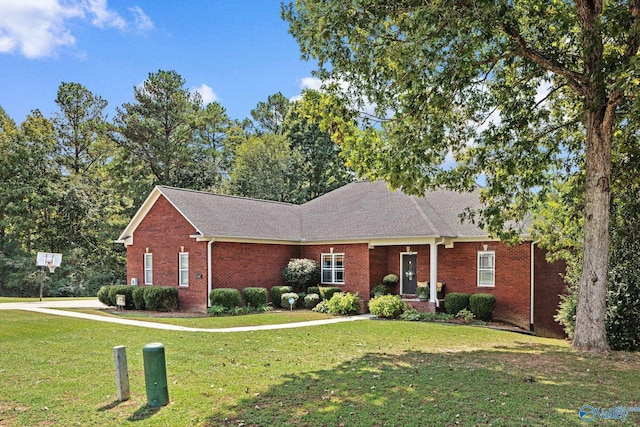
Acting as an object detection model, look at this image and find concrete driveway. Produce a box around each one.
[0,299,372,332]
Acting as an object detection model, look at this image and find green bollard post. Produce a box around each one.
[142,342,169,407]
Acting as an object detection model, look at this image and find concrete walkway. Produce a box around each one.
[0,299,373,332]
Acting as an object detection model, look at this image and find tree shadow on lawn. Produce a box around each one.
[204,343,640,427]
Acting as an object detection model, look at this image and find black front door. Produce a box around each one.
[402,254,417,294]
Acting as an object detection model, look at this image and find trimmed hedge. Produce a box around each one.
[107,285,135,309]
[368,294,407,319]
[319,286,342,301]
[444,292,470,315]
[210,288,242,309]
[144,286,179,312]
[304,293,320,309]
[243,287,268,307]
[307,286,319,296]
[97,286,111,306]
[281,292,299,308]
[132,286,146,310]
[270,286,293,308]
[469,293,496,321]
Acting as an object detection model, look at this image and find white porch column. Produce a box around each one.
[430,242,438,305]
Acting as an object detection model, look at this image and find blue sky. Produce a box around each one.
[0,0,320,123]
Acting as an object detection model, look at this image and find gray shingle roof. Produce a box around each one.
[152,180,487,243]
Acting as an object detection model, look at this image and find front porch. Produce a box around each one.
[402,297,437,313]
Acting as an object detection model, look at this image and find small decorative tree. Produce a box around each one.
[382,273,399,294]
[282,258,320,293]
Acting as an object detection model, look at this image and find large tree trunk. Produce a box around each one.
[572,106,614,352]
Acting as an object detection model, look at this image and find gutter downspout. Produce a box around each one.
[530,240,540,333]
[208,240,214,307]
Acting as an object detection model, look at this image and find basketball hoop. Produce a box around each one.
[36,252,63,301]
[46,262,56,273]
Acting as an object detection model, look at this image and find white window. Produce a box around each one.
[478,251,495,287]
[321,253,344,285]
[144,253,153,285]
[179,252,189,287]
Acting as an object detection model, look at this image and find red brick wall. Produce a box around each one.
[211,242,300,298]
[301,244,370,309]
[533,246,568,338]
[126,195,209,311]
[438,241,532,329]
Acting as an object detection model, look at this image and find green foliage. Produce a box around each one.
[312,299,330,313]
[210,288,242,310]
[444,293,470,316]
[207,304,228,316]
[307,286,319,296]
[144,286,179,312]
[281,292,299,309]
[370,284,388,296]
[398,309,423,322]
[270,286,293,308]
[415,286,430,298]
[319,286,341,301]
[469,293,496,322]
[107,285,135,309]
[282,258,320,293]
[96,286,111,306]
[243,287,268,307]
[326,292,360,315]
[456,309,476,324]
[368,295,407,319]
[132,286,146,310]
[382,274,398,285]
[304,293,320,309]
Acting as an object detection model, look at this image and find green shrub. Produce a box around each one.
[444,292,470,315]
[210,288,241,310]
[282,258,320,293]
[281,292,299,309]
[296,292,306,308]
[243,287,268,307]
[270,286,293,308]
[368,294,408,319]
[107,285,135,309]
[319,286,342,301]
[327,292,360,315]
[383,274,399,285]
[304,293,320,309]
[469,293,496,321]
[307,286,319,296]
[97,286,111,306]
[207,304,227,316]
[312,300,330,313]
[132,286,146,310]
[456,308,475,323]
[399,308,423,321]
[370,284,389,297]
[144,286,178,312]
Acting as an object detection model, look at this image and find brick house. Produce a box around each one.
[117,180,567,337]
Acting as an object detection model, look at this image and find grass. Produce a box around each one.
[0,296,96,303]
[1,310,639,426]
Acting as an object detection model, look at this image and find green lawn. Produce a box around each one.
[0,297,96,303]
[1,310,639,426]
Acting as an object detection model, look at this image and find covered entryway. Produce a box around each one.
[401,253,417,294]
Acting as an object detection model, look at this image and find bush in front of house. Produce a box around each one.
[243,287,268,307]
[97,285,112,306]
[469,293,496,321]
[304,293,320,309]
[271,286,293,308]
[281,292,299,309]
[282,258,320,293]
[107,285,135,309]
[368,294,408,319]
[327,292,360,315]
[319,286,342,301]
[144,286,179,312]
[312,299,330,313]
[307,286,319,296]
[210,288,242,310]
[444,292,470,315]
[132,286,146,310]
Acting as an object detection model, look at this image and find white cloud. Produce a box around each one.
[300,76,322,91]
[128,6,154,32]
[192,84,219,105]
[0,0,153,58]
